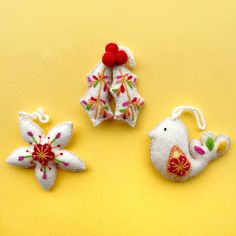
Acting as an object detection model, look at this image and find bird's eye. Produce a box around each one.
[164,128,167,131]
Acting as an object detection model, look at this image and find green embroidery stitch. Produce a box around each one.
[93,80,99,88]
[86,104,92,110]
[24,155,32,158]
[206,137,214,151]
[119,109,127,113]
[127,80,133,89]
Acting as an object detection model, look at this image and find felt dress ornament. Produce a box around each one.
[7,108,86,190]
[80,43,144,127]
[148,106,231,181]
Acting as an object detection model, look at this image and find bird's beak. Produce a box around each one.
[147,129,156,138]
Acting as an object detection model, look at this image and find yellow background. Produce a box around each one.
[0,0,235,235]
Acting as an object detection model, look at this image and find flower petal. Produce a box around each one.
[7,146,34,168]
[19,112,46,145]
[35,162,57,190]
[54,149,86,171]
[47,122,73,148]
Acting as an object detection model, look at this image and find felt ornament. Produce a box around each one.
[80,63,113,126]
[148,106,231,181]
[80,42,144,127]
[7,108,86,190]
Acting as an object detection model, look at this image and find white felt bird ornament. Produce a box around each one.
[148,106,231,181]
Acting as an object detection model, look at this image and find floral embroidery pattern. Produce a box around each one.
[167,146,191,177]
[117,97,144,120]
[190,132,231,163]
[32,143,55,165]
[87,72,110,92]
[21,131,64,167]
[80,43,144,127]
[80,63,113,126]
[111,72,137,96]
[81,97,111,119]
[110,67,144,127]
[7,113,86,190]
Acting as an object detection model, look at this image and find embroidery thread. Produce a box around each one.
[7,108,86,190]
[80,42,144,127]
[148,106,231,181]
[167,146,191,178]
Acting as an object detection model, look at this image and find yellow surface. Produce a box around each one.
[0,0,236,235]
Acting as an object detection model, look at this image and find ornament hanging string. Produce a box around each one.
[20,108,50,124]
[171,106,206,131]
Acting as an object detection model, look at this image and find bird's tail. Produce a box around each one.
[190,131,231,161]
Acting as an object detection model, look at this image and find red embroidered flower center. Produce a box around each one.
[167,146,191,177]
[32,143,55,166]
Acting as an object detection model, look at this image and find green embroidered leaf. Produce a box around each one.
[93,80,99,88]
[112,89,118,92]
[119,109,127,113]
[86,104,92,110]
[136,105,140,110]
[103,106,108,111]
[131,81,136,87]
[205,137,214,151]
[127,80,133,89]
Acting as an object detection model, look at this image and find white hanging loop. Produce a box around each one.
[119,45,136,68]
[21,108,50,124]
[171,106,206,131]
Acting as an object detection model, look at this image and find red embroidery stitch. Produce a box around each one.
[32,143,55,166]
[167,146,191,177]
[19,131,69,169]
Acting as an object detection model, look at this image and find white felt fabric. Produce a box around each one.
[148,117,231,181]
[190,132,230,161]
[53,149,86,171]
[189,139,211,160]
[47,122,73,148]
[7,146,35,168]
[7,113,86,190]
[35,162,57,190]
[80,63,113,126]
[110,65,144,127]
[80,46,144,127]
[19,112,46,144]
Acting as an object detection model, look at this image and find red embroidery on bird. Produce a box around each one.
[167,146,191,177]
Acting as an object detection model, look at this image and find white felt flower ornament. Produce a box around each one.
[7,108,86,190]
